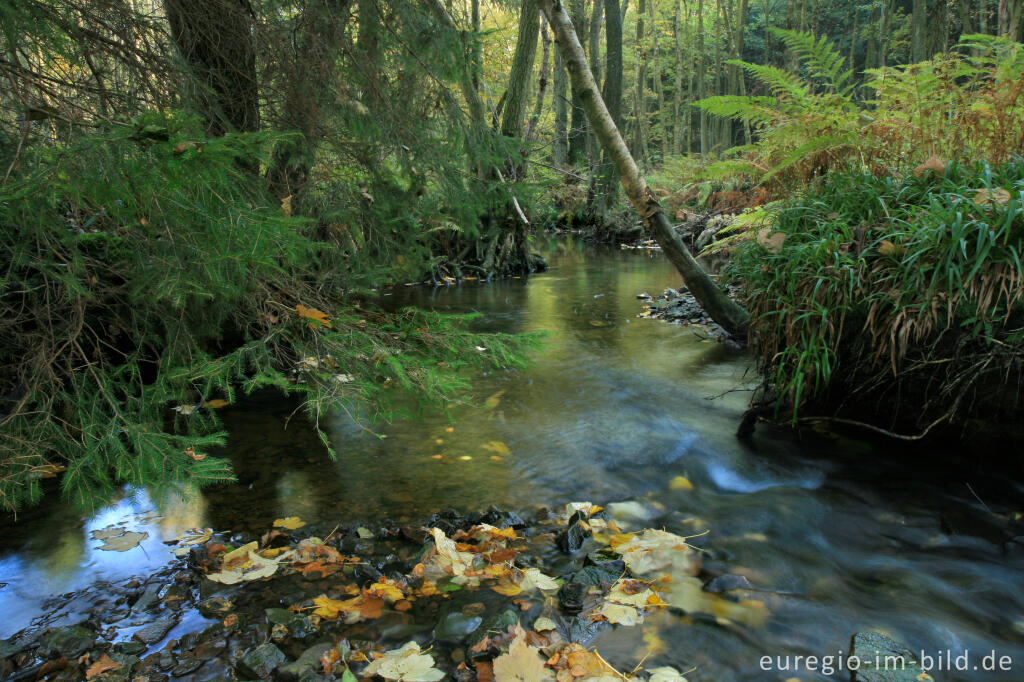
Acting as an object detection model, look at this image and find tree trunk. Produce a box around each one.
[553,42,569,164]
[166,0,259,136]
[540,0,749,336]
[672,0,685,155]
[651,0,670,162]
[697,0,708,155]
[601,0,624,208]
[635,0,649,166]
[500,0,541,143]
[525,17,552,144]
[568,0,589,163]
[912,0,927,61]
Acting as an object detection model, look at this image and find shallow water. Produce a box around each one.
[2,239,1023,680]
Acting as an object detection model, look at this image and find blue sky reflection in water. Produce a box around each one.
[1,240,1022,680]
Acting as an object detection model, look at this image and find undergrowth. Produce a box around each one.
[0,114,538,512]
[729,159,1024,432]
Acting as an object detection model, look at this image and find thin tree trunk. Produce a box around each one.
[635,0,649,166]
[568,0,589,163]
[672,0,685,155]
[541,0,749,335]
[553,42,569,164]
[651,0,670,161]
[525,17,552,144]
[698,0,708,155]
[912,0,927,61]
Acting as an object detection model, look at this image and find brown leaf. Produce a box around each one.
[203,399,230,409]
[173,141,198,153]
[878,239,901,256]
[85,654,119,680]
[914,155,946,178]
[475,660,495,682]
[295,304,332,328]
[185,446,206,461]
[485,548,517,563]
[756,228,786,254]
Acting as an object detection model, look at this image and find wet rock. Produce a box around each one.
[850,632,929,682]
[41,624,96,658]
[0,638,23,659]
[132,583,162,612]
[114,640,147,656]
[557,582,587,613]
[480,507,527,529]
[584,548,625,574]
[102,652,140,682]
[556,511,592,553]
[133,617,177,645]
[197,595,233,618]
[637,292,652,300]
[161,585,188,609]
[434,611,483,642]
[276,642,334,682]
[469,609,519,651]
[235,642,287,679]
[157,651,177,672]
[170,657,204,677]
[703,574,753,593]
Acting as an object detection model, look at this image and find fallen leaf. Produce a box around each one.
[593,602,644,626]
[273,516,306,530]
[611,529,700,576]
[483,389,506,410]
[482,441,511,456]
[913,155,946,178]
[648,666,689,682]
[296,304,332,328]
[31,463,66,479]
[203,399,230,409]
[492,628,554,682]
[973,187,1012,206]
[363,641,443,681]
[96,530,148,552]
[174,527,213,546]
[281,194,293,218]
[878,239,901,256]
[85,654,119,680]
[756,228,786,253]
[669,476,694,491]
[184,446,206,461]
[533,616,557,632]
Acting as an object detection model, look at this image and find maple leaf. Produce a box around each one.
[273,516,306,530]
[296,304,332,328]
[85,654,119,680]
[492,627,554,682]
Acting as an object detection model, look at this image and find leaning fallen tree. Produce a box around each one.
[540,0,749,337]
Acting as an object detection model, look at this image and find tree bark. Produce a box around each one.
[525,16,552,144]
[672,0,685,155]
[500,0,541,143]
[635,0,649,166]
[568,0,589,163]
[166,0,259,136]
[601,0,624,207]
[540,0,749,336]
[553,37,569,164]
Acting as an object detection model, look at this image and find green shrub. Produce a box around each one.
[729,158,1024,428]
[0,113,537,511]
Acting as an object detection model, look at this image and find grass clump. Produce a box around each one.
[730,159,1024,434]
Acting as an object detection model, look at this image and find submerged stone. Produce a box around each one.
[235,642,287,679]
[276,642,334,682]
[434,611,483,642]
[41,625,96,658]
[132,616,177,645]
[197,595,234,618]
[703,574,753,593]
[850,632,929,682]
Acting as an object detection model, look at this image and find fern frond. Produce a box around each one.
[770,28,854,95]
[692,95,781,126]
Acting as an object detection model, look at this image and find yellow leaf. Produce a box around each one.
[669,476,694,491]
[973,188,1012,207]
[369,581,405,602]
[483,389,506,410]
[281,194,292,218]
[878,239,901,256]
[203,399,230,409]
[491,580,523,596]
[274,516,306,530]
[295,304,332,328]
[481,440,510,456]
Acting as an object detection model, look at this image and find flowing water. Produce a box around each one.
[2,240,1023,680]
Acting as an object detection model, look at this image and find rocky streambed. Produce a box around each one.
[1,501,940,682]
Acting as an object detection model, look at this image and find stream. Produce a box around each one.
[2,239,1023,680]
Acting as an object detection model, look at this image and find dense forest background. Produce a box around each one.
[2,0,1023,511]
